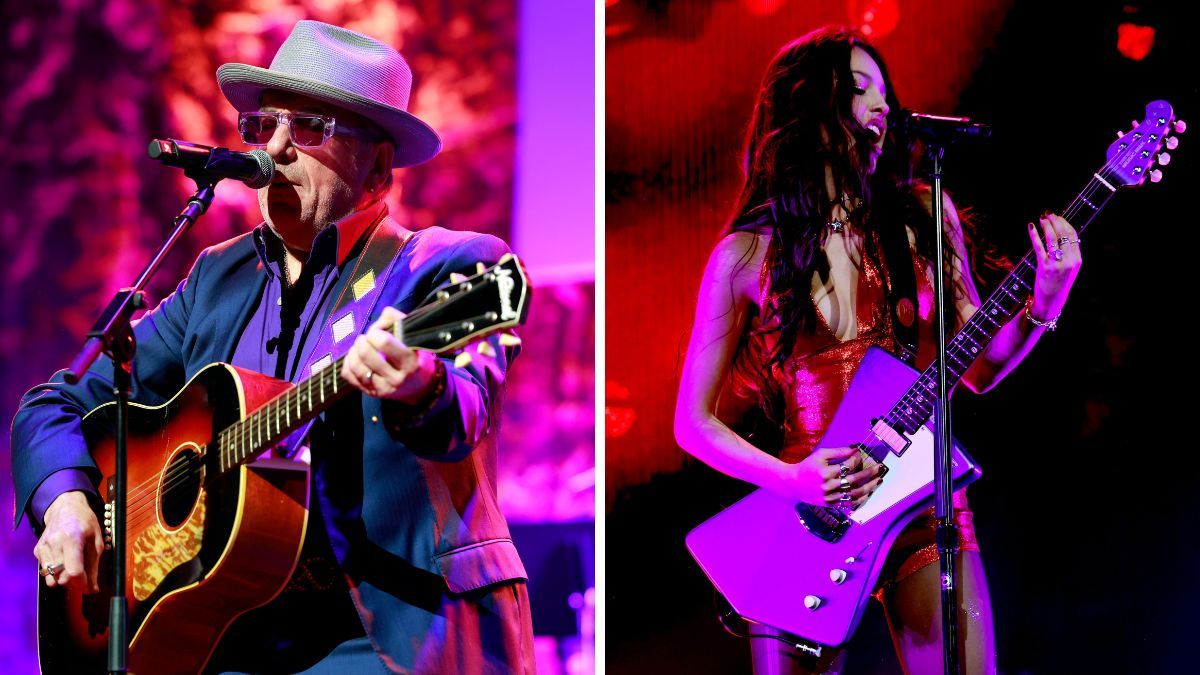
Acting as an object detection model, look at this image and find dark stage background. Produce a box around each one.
[605,0,1197,672]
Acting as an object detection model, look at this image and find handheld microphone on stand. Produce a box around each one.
[148,139,275,188]
[899,109,992,144]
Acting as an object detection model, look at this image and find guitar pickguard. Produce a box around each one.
[131,488,206,601]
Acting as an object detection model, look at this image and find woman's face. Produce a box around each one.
[849,46,890,173]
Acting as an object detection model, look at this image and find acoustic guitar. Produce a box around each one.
[37,254,530,674]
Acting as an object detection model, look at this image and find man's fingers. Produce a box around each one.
[60,537,87,590]
[85,532,103,593]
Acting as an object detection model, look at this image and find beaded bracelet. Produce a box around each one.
[385,358,447,431]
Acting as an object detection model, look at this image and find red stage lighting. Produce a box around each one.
[1117,22,1155,61]
[848,0,900,40]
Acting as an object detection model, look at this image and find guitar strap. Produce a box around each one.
[878,218,918,367]
[275,213,412,459]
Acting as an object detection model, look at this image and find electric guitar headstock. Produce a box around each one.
[1106,100,1185,187]
[399,253,531,355]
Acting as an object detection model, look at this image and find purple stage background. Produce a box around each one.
[0,1,594,672]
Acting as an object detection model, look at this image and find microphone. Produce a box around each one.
[148,139,275,188]
[899,110,992,144]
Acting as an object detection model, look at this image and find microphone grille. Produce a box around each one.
[245,149,275,189]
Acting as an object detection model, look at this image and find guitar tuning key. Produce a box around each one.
[1165,136,1179,150]
[449,272,469,285]
[498,333,522,347]
[1151,169,1164,183]
[1175,119,1188,134]
[476,341,496,357]
[476,262,487,275]
[454,352,473,369]
[1157,152,1171,165]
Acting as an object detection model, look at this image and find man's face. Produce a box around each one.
[254,91,378,248]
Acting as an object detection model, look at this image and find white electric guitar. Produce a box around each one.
[686,100,1183,650]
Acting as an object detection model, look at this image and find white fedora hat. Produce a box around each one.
[216,20,441,168]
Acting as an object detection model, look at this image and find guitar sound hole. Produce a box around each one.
[160,448,202,528]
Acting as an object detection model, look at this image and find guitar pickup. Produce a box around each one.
[870,419,911,456]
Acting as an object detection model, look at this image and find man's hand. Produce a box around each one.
[35,491,104,593]
[342,307,439,404]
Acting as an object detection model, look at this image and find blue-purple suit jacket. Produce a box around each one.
[10,224,527,669]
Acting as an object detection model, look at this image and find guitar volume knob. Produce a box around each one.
[804,595,822,610]
[829,569,847,584]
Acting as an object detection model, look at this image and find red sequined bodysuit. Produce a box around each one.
[731,234,978,590]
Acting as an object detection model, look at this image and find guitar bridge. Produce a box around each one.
[794,503,850,543]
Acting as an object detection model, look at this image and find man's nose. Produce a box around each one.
[265,118,296,163]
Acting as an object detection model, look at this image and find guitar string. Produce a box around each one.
[117,271,506,508]
[131,310,504,517]
[831,149,1147,506]
[883,153,1135,426]
[120,312,513,528]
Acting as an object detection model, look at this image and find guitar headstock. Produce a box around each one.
[1105,100,1183,187]
[401,253,531,354]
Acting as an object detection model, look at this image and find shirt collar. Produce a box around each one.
[253,200,389,277]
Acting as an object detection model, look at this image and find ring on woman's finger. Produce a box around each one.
[839,475,850,489]
[839,463,851,479]
[363,370,374,383]
[1057,236,1071,247]
[39,562,64,578]
[1051,248,1065,261]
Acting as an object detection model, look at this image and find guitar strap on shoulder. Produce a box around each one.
[877,219,918,367]
[275,214,412,458]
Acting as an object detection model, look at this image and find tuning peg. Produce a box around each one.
[476,262,487,275]
[498,333,522,348]
[1175,119,1188,134]
[1116,129,1125,139]
[1151,169,1164,183]
[476,341,496,357]
[1166,136,1179,150]
[1157,152,1171,166]
[449,273,468,285]
[454,352,473,368]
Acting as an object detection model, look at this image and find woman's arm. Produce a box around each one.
[934,193,1082,393]
[674,232,878,506]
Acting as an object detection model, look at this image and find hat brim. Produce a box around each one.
[217,63,442,168]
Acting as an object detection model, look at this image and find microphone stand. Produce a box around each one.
[926,143,961,675]
[64,172,221,674]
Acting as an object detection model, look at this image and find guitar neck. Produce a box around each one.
[209,251,531,475]
[214,354,356,473]
[882,170,1120,434]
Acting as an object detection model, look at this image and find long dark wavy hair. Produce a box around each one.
[724,27,999,424]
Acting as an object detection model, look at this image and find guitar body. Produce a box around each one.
[686,347,981,648]
[37,363,310,675]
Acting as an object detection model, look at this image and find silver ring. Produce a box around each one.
[40,562,64,578]
[1057,236,1071,247]
[839,475,850,489]
[1051,248,1065,261]
[363,370,374,383]
[839,463,851,479]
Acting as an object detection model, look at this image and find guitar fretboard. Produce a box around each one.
[216,355,352,472]
[882,170,1120,434]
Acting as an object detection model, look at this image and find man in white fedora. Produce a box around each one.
[13,19,533,673]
